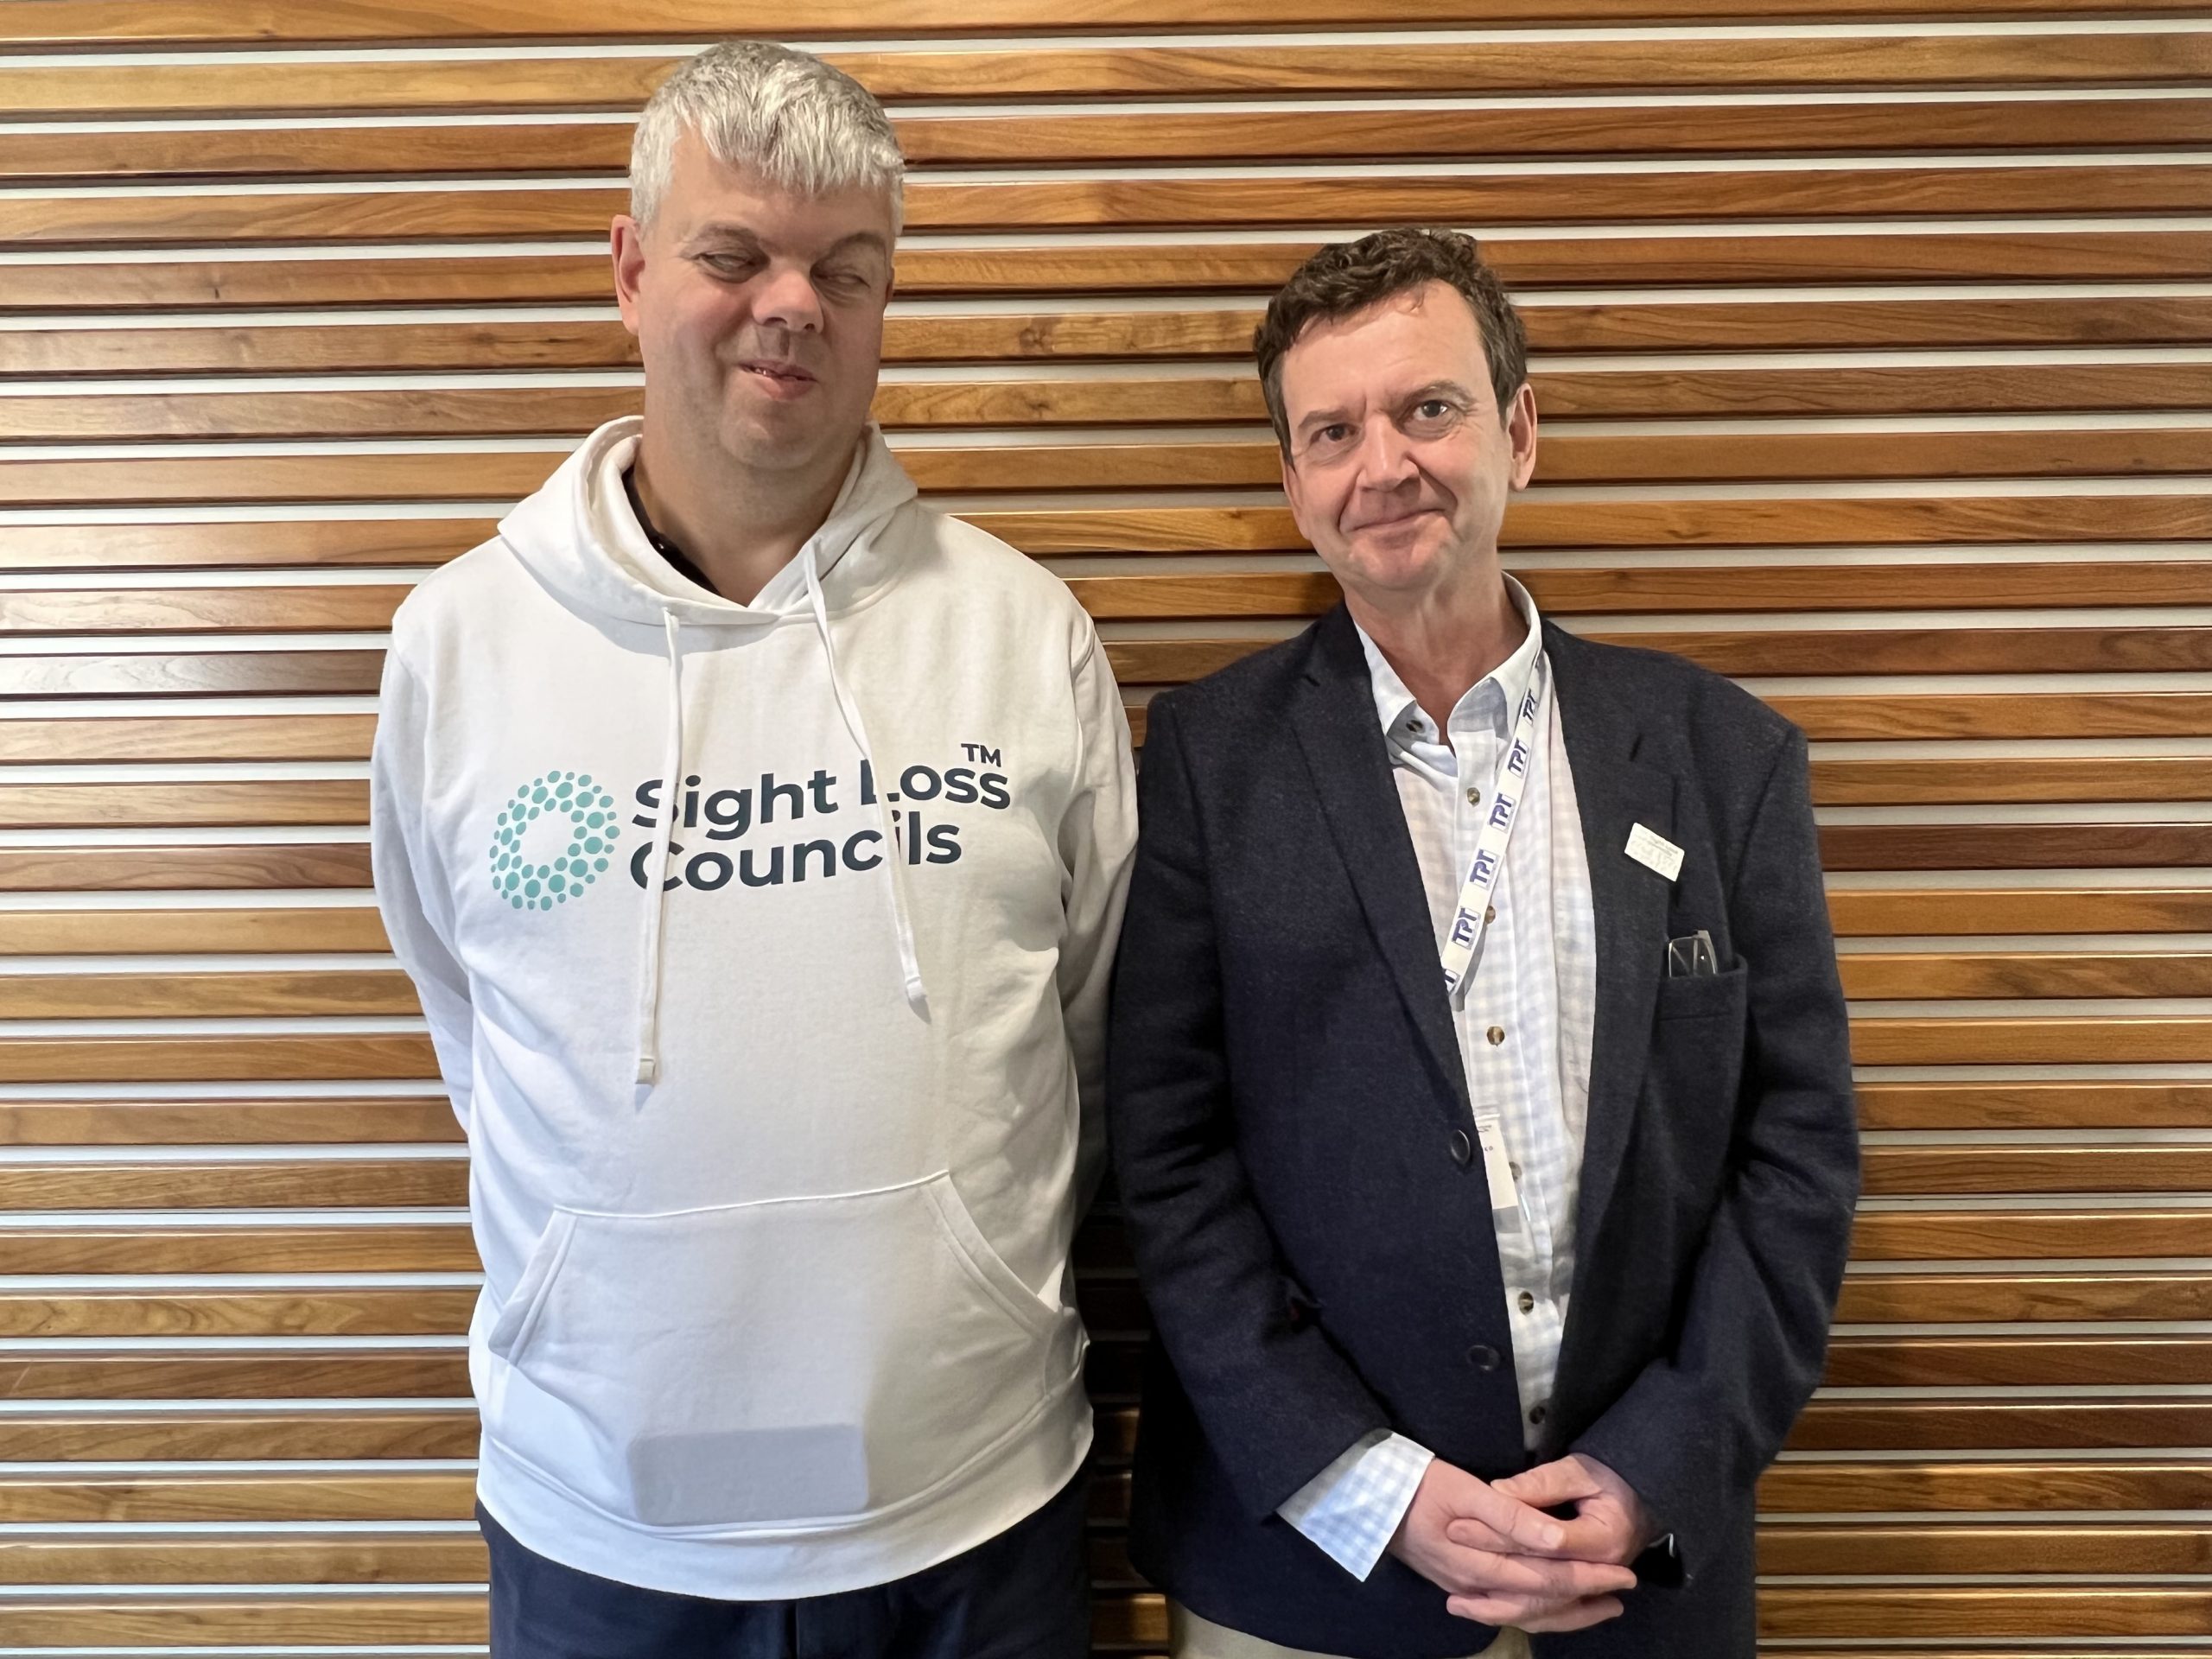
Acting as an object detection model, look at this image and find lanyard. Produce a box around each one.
[1438,655,1548,1001]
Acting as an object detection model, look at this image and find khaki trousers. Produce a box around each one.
[1171,1603,1531,1659]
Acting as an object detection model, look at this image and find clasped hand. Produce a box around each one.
[1385,1452,1652,1633]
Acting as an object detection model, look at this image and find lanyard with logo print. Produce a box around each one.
[1438,653,1548,1004]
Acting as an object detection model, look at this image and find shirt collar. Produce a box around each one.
[1355,574,1545,747]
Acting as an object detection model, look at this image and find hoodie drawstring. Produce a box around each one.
[804,544,930,1019]
[633,610,685,1085]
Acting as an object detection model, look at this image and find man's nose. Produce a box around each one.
[1351,418,1419,488]
[753,263,825,333]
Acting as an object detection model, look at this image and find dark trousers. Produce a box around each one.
[480,1470,1091,1659]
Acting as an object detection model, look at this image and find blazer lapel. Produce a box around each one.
[1547,624,1679,1268]
[1290,607,1471,1119]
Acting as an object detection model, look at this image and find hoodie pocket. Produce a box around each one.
[483,1173,1073,1532]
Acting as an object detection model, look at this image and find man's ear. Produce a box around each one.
[1506,381,1541,490]
[610,215,647,339]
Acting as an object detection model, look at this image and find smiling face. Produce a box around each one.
[1275,280,1538,611]
[612,130,895,488]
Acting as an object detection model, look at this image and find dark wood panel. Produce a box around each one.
[1855,1083,2212,1129]
[1762,1459,2212,1511]
[0,1592,485,1644]
[0,1224,474,1274]
[1825,1336,2212,1388]
[1829,887,2212,937]
[1787,1400,2212,1453]
[1776,692,2212,739]
[0,1096,459,1146]
[1821,822,2212,872]
[1864,1145,2212,1194]
[0,1471,474,1523]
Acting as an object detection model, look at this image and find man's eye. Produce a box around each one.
[1418,400,1452,418]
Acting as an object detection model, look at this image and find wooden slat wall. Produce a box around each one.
[0,3,2205,1652]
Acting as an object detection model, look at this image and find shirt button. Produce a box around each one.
[1516,1291,1535,1313]
[1529,1403,1548,1427]
[1510,1160,1522,1180]
[1484,906,1496,925]
[1467,1344,1502,1372]
[1487,1026,1505,1046]
[1450,1129,1474,1166]
[1465,787,1481,806]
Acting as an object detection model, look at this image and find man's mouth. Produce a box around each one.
[737,360,815,387]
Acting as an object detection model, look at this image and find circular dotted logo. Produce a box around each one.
[489,772,622,911]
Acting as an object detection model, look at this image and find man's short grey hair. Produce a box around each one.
[631,41,905,234]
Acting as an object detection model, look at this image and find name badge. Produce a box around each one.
[1625,822,1684,882]
[1475,1111,1521,1213]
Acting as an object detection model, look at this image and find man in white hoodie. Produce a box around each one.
[370,41,1136,1657]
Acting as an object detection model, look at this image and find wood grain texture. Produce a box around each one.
[0,1224,474,1274]
[13,0,2205,47]
[1829,887,2212,937]
[0,1350,470,1400]
[0,1156,463,1209]
[0,1034,436,1084]
[1854,1082,2212,1128]
[0,1288,476,1338]
[9,234,2209,313]
[0,907,388,955]
[1852,1016,2212,1065]
[0,843,372,891]
[0,970,415,1019]
[3,36,2204,117]
[0,1529,487,1585]
[1841,951,2212,998]
[0,1096,458,1146]
[0,783,369,830]
[1853,1209,2212,1260]
[1819,821,2212,871]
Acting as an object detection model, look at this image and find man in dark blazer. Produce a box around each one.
[1107,228,1859,1659]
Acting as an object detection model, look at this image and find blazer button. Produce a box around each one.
[1450,1129,1474,1166]
[1467,1344,1502,1372]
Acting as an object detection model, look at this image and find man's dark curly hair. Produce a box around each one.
[1254,228,1529,456]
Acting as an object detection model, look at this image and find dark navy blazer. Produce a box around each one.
[1106,607,1859,1658]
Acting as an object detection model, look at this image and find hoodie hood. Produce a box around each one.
[495,416,932,1080]
[498,414,920,630]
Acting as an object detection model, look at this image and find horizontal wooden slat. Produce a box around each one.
[1820,823,2212,872]
[0,650,385,697]
[1855,1083,2212,1129]
[0,843,372,891]
[1762,1459,2212,1511]
[1835,1272,2212,1321]
[0,1156,461,1208]
[1624,627,2212,677]
[0,907,385,954]
[1853,1208,2212,1260]
[18,104,2212,184]
[11,430,2210,509]
[0,969,416,1018]
[1830,887,2212,937]
[1842,951,2212,997]
[13,0,2202,47]
[0,1288,476,1338]
[14,298,2212,375]
[1854,1016,2212,1065]
[0,1592,483,1645]
[1813,758,2212,805]
[1787,1400,2212,1453]
[3,37,2203,118]
[1825,1336,2212,1388]
[0,1471,474,1523]
[0,715,374,762]
[0,1096,458,1145]
[1761,1586,2212,1639]
[0,1529,487,1585]
[10,236,2209,313]
[0,1350,470,1400]
[0,1033,434,1083]
[0,1224,474,1274]
[0,782,369,830]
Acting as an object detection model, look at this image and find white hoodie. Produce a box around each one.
[369,416,1136,1598]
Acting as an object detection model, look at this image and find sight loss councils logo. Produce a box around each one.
[490,772,622,910]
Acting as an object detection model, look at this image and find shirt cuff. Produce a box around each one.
[1276,1430,1436,1581]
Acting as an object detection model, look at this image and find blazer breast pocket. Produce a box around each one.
[1655,960,1749,1023]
